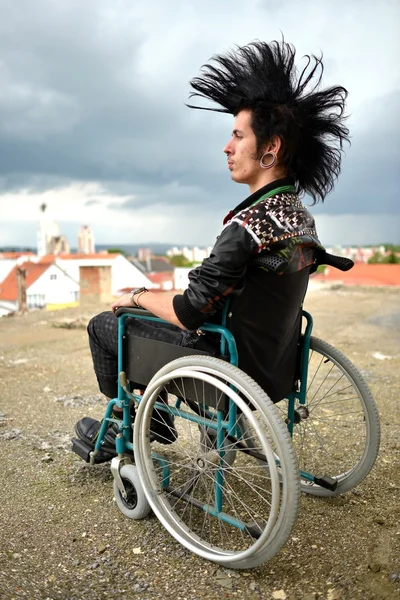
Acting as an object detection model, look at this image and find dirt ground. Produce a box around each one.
[0,287,399,600]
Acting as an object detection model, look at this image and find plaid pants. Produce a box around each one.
[87,311,199,398]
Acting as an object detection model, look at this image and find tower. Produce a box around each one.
[37,203,62,257]
[77,225,95,254]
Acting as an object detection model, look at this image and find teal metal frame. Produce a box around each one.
[92,308,239,460]
[92,306,317,488]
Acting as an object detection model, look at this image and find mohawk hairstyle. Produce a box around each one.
[188,40,350,203]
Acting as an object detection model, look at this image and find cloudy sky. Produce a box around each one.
[0,0,399,250]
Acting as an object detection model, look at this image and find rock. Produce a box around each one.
[98,544,107,554]
[373,516,385,525]
[368,562,382,573]
[41,454,53,463]
[222,568,240,578]
[52,317,88,330]
[215,577,233,589]
[249,581,257,591]
[272,590,287,599]
[215,569,234,589]
[132,582,148,593]
[0,428,23,440]
[37,441,52,450]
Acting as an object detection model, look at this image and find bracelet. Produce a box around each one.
[135,290,148,308]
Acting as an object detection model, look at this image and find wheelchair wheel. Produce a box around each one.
[277,337,381,497]
[113,464,151,520]
[198,425,237,467]
[134,356,300,569]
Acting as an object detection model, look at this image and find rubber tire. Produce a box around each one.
[134,355,300,569]
[290,337,380,496]
[113,464,151,520]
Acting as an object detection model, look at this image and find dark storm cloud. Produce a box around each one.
[0,0,398,219]
[312,90,400,216]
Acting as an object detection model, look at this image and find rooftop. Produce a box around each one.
[0,261,51,301]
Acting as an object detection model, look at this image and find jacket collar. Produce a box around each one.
[223,177,296,225]
[233,176,296,214]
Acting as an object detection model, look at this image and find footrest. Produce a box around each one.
[71,438,115,464]
[71,438,93,462]
[314,475,338,491]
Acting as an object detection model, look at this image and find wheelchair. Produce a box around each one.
[71,252,380,569]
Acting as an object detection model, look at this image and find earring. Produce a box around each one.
[260,151,277,169]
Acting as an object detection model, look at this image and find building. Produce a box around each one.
[48,235,70,255]
[0,252,36,285]
[37,203,70,257]
[166,246,212,263]
[77,225,95,254]
[310,263,400,288]
[132,256,175,290]
[137,247,152,261]
[326,245,386,263]
[174,267,192,291]
[47,252,155,296]
[0,260,80,317]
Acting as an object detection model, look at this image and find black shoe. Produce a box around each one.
[150,405,177,445]
[74,406,134,453]
[74,417,120,454]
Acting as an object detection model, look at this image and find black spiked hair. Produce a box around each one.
[188,40,350,203]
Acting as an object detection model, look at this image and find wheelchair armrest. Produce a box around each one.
[115,307,156,318]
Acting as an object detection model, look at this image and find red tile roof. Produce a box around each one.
[312,264,400,287]
[0,252,36,259]
[36,253,120,263]
[54,252,119,260]
[0,261,51,301]
[146,272,174,286]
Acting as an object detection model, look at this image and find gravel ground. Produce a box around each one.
[0,287,399,600]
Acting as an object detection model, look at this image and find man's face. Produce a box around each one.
[223,109,261,187]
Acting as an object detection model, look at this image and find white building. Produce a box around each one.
[37,204,62,257]
[0,253,36,285]
[174,267,192,291]
[78,225,95,254]
[52,253,154,296]
[0,260,80,316]
[326,245,386,263]
[167,246,212,263]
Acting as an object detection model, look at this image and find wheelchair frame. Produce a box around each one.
[75,293,380,568]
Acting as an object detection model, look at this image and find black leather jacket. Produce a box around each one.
[173,178,322,401]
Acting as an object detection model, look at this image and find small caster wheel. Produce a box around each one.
[113,464,151,520]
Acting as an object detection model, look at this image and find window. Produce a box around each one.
[50,274,57,280]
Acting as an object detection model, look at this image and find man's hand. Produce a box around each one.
[111,293,132,314]
[110,290,186,330]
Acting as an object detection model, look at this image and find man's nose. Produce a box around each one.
[223,140,232,155]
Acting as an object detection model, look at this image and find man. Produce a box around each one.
[75,39,349,455]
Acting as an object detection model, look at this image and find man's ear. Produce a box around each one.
[264,135,282,156]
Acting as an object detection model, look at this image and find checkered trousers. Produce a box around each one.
[87,311,187,399]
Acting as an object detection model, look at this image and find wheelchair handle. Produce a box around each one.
[316,251,354,271]
[253,250,354,274]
